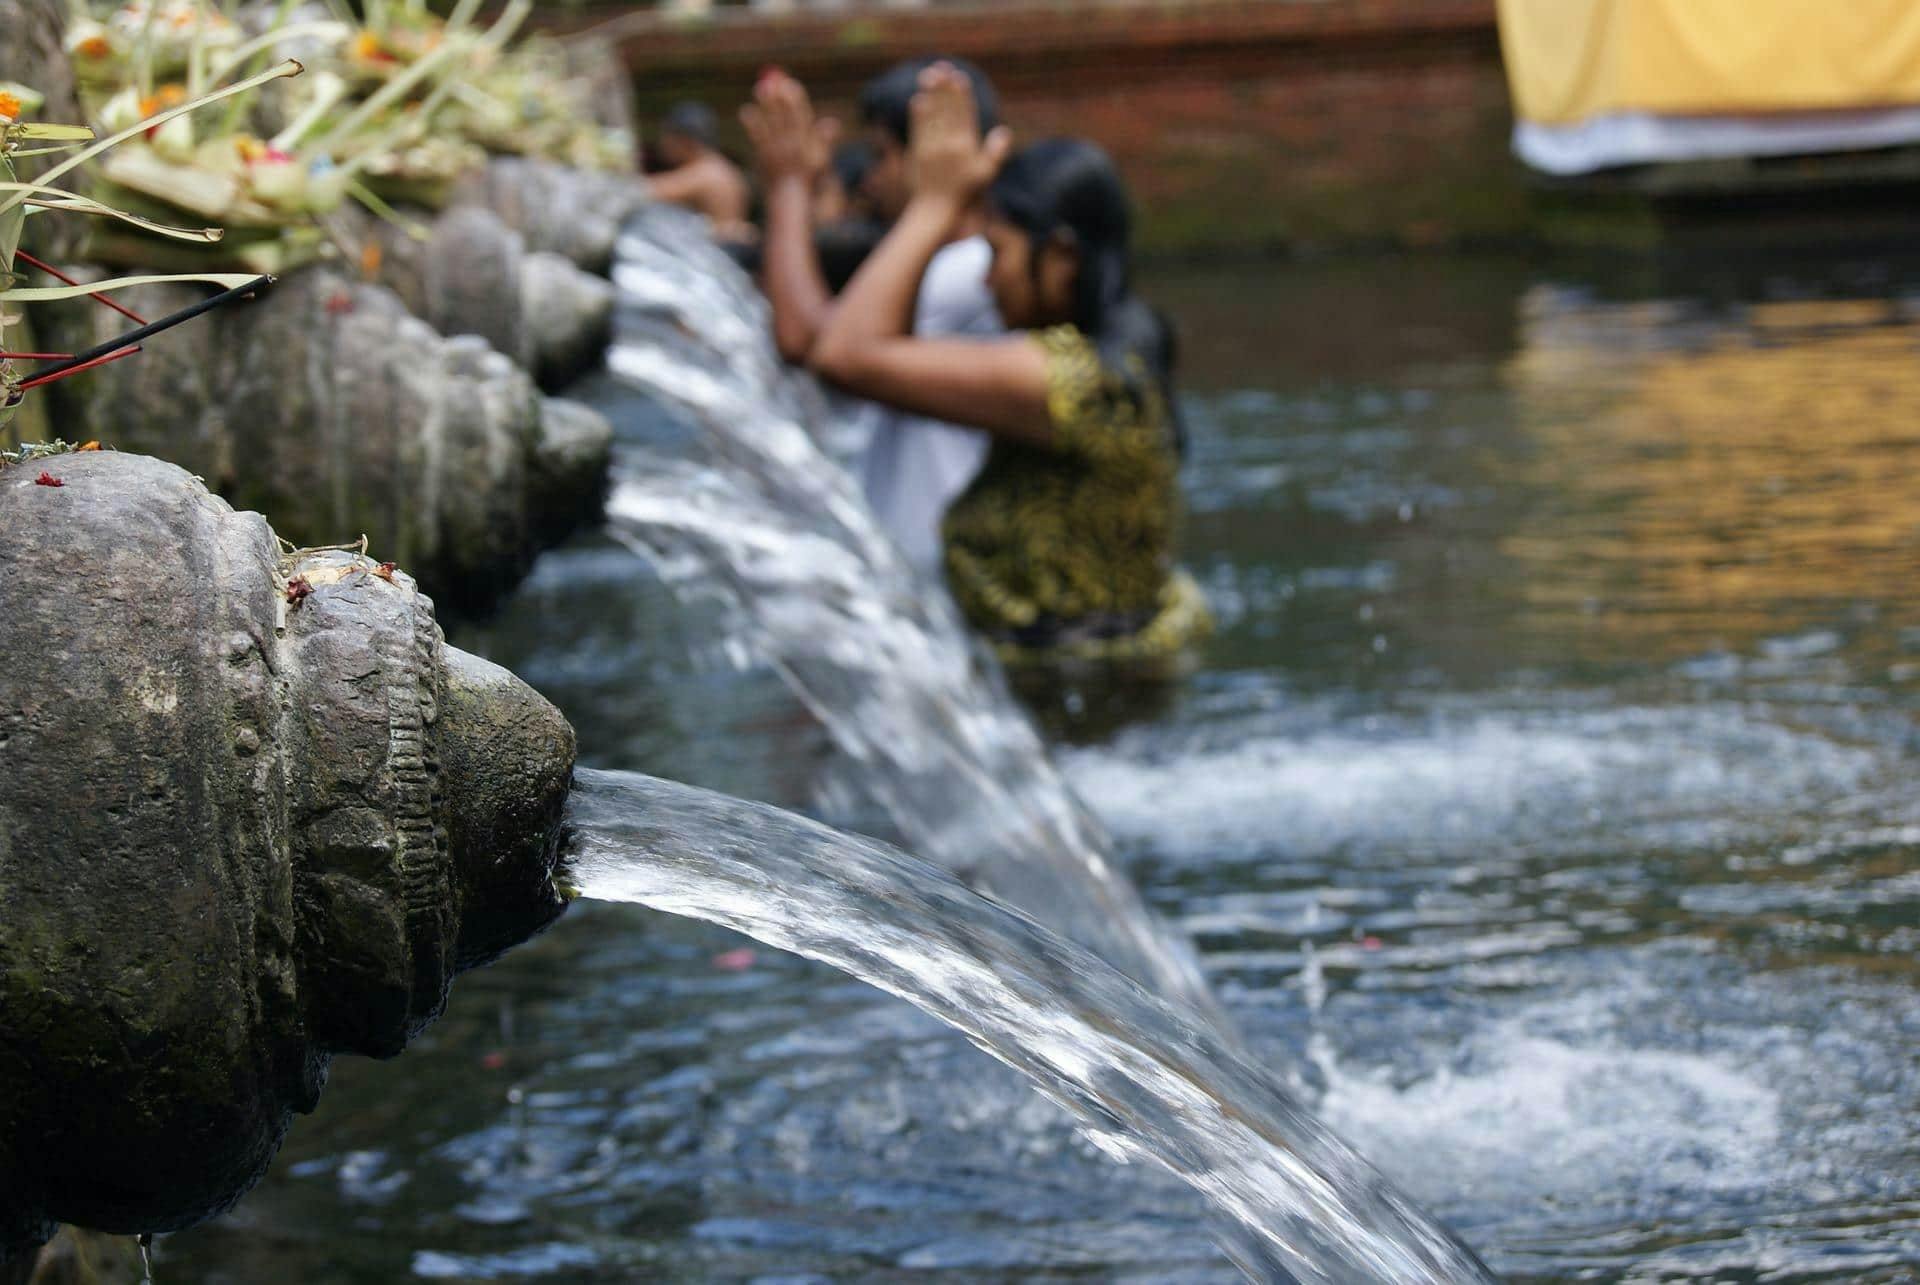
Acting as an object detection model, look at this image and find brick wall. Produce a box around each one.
[546,0,1529,254]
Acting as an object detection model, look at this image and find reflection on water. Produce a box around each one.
[157,250,1920,1283]
[1503,291,1920,664]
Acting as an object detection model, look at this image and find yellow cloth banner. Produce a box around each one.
[1498,0,1920,126]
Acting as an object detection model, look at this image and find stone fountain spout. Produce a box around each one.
[0,450,575,1264]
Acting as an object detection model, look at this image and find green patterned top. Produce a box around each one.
[941,324,1181,649]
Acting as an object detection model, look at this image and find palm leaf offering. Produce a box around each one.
[4,0,643,425]
[438,35,635,173]
[1,68,286,424]
[51,0,634,278]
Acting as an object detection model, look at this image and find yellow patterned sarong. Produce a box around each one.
[942,325,1209,666]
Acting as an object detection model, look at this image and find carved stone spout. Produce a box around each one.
[24,269,612,615]
[452,157,649,275]
[340,203,616,391]
[0,450,575,1264]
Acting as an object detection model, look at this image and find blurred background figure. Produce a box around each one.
[744,58,1005,573]
[809,68,1208,663]
[815,139,886,290]
[814,138,877,227]
[645,99,755,242]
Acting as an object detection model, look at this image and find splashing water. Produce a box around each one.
[582,205,1497,1277]
[565,766,1497,1285]
[598,206,1220,1020]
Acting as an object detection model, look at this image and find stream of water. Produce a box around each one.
[564,767,1492,1285]
[505,210,1488,1279]
[593,206,1223,1024]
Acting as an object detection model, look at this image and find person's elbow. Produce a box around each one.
[769,293,828,364]
[802,330,883,391]
[805,331,864,389]
[773,319,816,365]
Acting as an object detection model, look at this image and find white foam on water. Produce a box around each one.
[411,1242,601,1279]
[1064,705,1880,861]
[1316,1030,1782,1210]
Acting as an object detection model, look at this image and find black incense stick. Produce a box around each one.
[25,275,274,384]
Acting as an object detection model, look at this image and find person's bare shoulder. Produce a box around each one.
[700,153,752,225]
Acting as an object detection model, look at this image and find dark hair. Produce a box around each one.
[661,100,718,149]
[989,137,1182,449]
[858,56,999,147]
[831,138,876,194]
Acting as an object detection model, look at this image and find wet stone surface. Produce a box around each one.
[22,268,611,616]
[0,454,574,1256]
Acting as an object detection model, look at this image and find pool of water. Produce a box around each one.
[161,249,1920,1282]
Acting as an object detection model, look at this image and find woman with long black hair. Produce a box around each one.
[810,64,1208,662]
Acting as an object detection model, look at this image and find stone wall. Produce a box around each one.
[544,0,1528,254]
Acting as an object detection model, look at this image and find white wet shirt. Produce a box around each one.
[855,235,999,573]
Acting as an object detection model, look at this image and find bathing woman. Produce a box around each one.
[809,65,1208,663]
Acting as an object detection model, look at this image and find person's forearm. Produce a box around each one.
[760,174,833,363]
[809,195,957,380]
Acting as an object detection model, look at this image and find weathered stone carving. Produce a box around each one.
[0,451,575,1264]
[25,269,611,614]
[451,156,649,275]
[339,204,615,391]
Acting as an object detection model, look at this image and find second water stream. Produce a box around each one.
[563,207,1482,1280]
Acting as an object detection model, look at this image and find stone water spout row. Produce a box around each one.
[0,0,630,612]
[0,452,576,1266]
[28,269,611,614]
[339,202,616,392]
[451,157,650,276]
[86,202,620,395]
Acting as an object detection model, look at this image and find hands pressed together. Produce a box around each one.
[905,63,1014,211]
[741,63,1012,211]
[746,57,1045,435]
[740,70,838,184]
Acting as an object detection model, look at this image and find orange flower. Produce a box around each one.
[137,84,186,119]
[76,35,112,59]
[353,31,395,64]
[0,91,20,122]
[359,240,383,279]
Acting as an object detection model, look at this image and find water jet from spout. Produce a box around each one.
[563,767,1496,1285]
